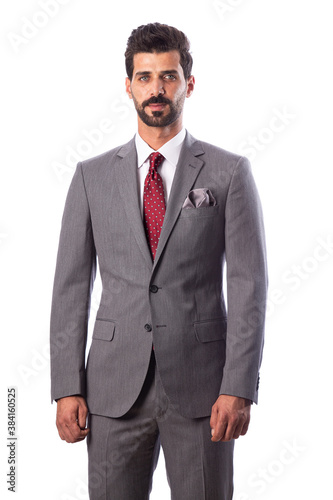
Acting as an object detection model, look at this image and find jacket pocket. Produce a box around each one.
[92,318,115,341]
[194,318,226,343]
[179,205,219,219]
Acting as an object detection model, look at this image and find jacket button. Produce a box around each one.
[149,285,158,293]
[144,324,152,332]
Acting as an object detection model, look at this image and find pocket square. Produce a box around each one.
[182,188,217,209]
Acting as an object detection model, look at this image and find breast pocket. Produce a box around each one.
[178,205,219,219]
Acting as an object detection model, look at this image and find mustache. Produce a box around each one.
[142,96,171,107]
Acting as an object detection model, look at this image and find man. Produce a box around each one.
[50,22,267,499]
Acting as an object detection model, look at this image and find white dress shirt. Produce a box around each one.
[135,128,186,216]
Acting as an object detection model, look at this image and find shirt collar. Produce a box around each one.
[135,128,186,168]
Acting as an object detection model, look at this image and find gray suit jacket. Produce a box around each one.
[50,131,267,418]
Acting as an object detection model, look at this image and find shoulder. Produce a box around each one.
[185,131,251,175]
[79,136,135,173]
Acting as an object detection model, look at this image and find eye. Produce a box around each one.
[164,74,176,81]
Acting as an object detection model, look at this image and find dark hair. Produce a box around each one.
[125,23,193,81]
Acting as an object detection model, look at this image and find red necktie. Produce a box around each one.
[143,152,166,260]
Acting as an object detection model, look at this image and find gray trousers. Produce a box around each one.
[87,352,234,499]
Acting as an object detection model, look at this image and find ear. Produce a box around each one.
[186,75,195,98]
[125,77,132,99]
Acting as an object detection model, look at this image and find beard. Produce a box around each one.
[131,91,186,127]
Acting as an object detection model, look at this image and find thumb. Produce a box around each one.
[210,407,217,436]
[77,401,88,429]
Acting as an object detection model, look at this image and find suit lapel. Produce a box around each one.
[153,133,205,270]
[114,138,153,269]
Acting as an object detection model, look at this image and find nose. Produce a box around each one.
[150,78,165,97]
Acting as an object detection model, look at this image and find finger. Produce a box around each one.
[210,405,218,439]
[65,420,89,443]
[57,420,74,443]
[57,427,66,441]
[77,403,89,430]
[229,411,248,440]
[57,411,89,443]
[231,419,244,440]
[211,417,228,442]
[220,414,239,442]
[58,427,72,443]
[238,409,250,437]
[225,411,250,441]
[220,423,234,442]
[60,421,89,443]
[240,417,250,436]
[56,418,68,441]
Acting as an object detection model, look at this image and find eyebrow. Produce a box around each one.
[135,70,179,77]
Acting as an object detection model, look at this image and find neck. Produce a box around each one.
[137,118,183,150]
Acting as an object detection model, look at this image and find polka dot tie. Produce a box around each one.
[143,152,166,260]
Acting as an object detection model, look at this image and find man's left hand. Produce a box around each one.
[210,395,252,442]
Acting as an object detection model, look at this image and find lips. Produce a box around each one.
[148,103,167,111]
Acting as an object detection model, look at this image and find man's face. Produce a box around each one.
[125,50,194,128]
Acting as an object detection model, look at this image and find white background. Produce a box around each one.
[1,0,332,498]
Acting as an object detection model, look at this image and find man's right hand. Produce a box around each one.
[56,395,90,443]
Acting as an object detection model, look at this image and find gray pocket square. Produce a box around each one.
[182,188,217,209]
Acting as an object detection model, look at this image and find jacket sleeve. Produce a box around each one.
[50,162,96,402]
[219,156,268,403]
